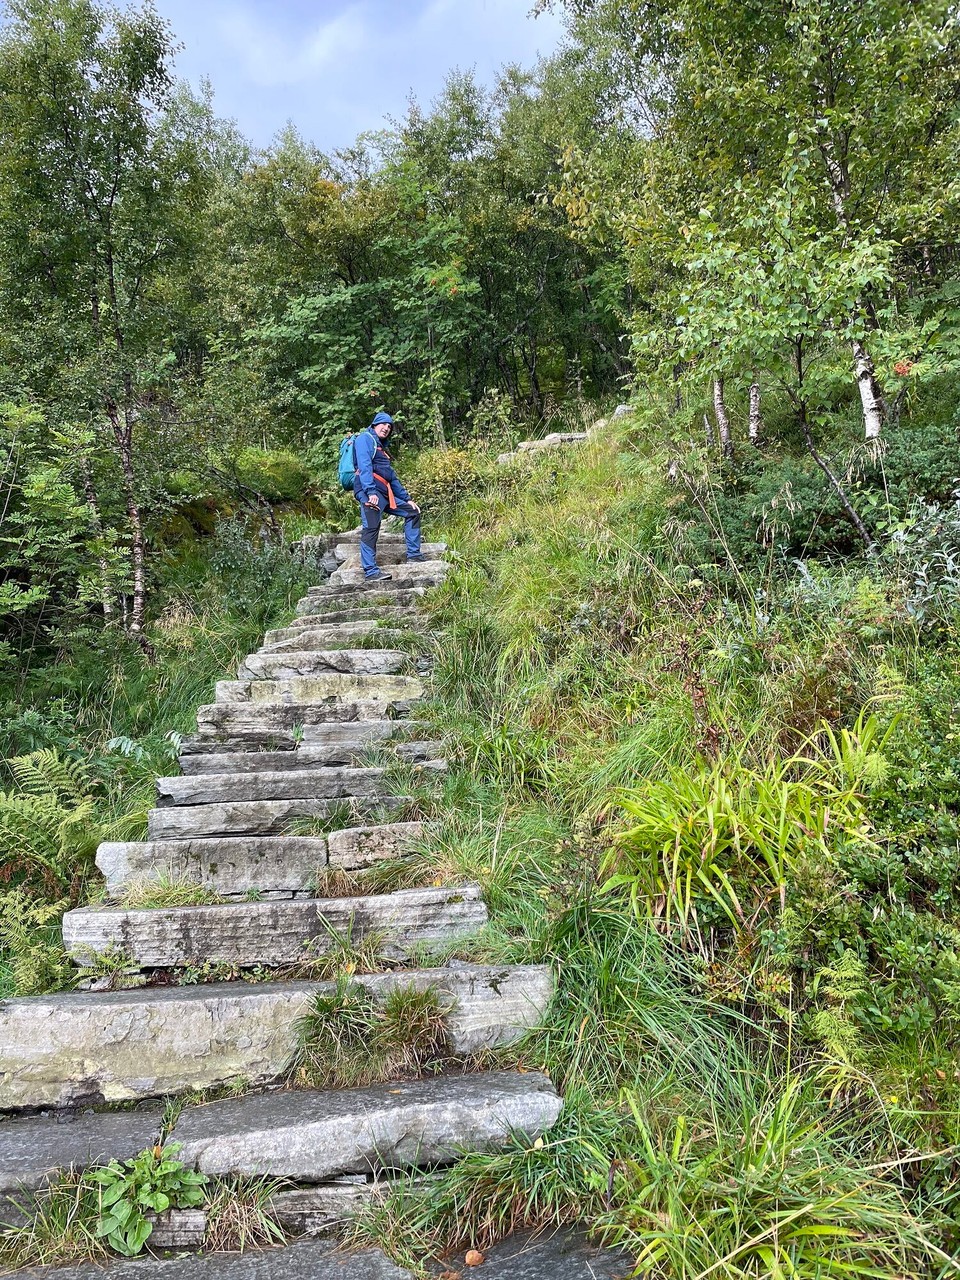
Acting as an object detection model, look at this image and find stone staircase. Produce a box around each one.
[0,531,560,1263]
[495,404,631,466]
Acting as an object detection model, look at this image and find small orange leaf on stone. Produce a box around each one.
[465,1250,485,1267]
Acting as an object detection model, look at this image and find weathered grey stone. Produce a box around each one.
[178,739,440,778]
[12,1240,413,1279]
[456,1229,633,1280]
[146,793,405,839]
[326,561,448,589]
[62,885,487,968]
[295,588,427,615]
[146,1207,206,1248]
[354,963,553,1054]
[214,673,424,705]
[587,415,609,437]
[195,700,419,735]
[0,983,319,1110]
[0,1106,163,1191]
[299,720,424,746]
[612,402,634,418]
[516,432,588,452]
[261,624,410,653]
[280,605,421,630]
[155,766,388,808]
[333,541,446,566]
[271,1180,407,1235]
[170,1070,562,1180]
[326,821,424,869]
[97,836,328,896]
[0,964,551,1111]
[237,650,408,680]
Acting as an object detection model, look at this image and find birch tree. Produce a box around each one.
[0,0,211,640]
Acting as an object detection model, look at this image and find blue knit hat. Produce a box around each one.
[370,412,394,429]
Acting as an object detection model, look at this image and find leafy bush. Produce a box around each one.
[233,448,313,503]
[405,447,492,511]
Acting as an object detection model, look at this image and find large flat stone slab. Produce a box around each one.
[0,983,318,1110]
[155,766,388,808]
[170,1070,562,1180]
[355,964,553,1054]
[334,541,446,566]
[214,674,424,705]
[62,885,487,968]
[280,606,422,631]
[326,821,424,869]
[96,836,329,897]
[0,965,552,1110]
[237,650,408,680]
[178,739,441,777]
[11,1240,412,1279]
[196,699,420,735]
[0,1106,163,1192]
[444,1230,633,1280]
[324,562,448,589]
[295,588,427,615]
[181,719,420,759]
[146,793,405,839]
[262,624,410,653]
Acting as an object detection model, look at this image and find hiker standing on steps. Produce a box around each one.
[353,411,425,582]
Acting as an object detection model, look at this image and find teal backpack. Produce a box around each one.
[337,433,357,490]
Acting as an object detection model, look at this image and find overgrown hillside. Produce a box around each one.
[339,413,960,1275]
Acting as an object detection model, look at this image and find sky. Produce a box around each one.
[153,0,568,152]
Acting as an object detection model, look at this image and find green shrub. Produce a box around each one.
[233,447,313,503]
[405,447,491,512]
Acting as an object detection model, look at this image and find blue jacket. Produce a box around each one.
[352,427,411,508]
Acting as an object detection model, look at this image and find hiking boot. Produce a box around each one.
[406,554,427,562]
[365,570,393,582]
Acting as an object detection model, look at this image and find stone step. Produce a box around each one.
[180,719,423,759]
[0,964,553,1110]
[155,766,388,808]
[322,561,448,589]
[237,649,408,680]
[168,1069,561,1181]
[146,792,407,840]
[333,541,446,566]
[295,588,427,615]
[62,884,487,968]
[0,1106,164,1202]
[517,431,588,451]
[97,821,425,897]
[97,835,331,897]
[214,673,424,705]
[196,699,419,736]
[261,623,409,653]
[278,606,424,633]
[3,1239,413,1278]
[326,821,425,869]
[178,739,443,776]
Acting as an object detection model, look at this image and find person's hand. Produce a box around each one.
[409,500,420,513]
[365,493,380,508]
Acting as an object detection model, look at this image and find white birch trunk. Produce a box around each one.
[748,380,763,445]
[852,339,885,441]
[713,377,734,458]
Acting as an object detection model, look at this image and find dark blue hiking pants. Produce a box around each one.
[359,499,422,576]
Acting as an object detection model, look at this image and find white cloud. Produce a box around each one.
[156,0,567,148]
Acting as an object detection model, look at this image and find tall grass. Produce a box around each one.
[349,428,960,1277]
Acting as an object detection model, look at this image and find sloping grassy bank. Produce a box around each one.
[351,422,960,1277]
